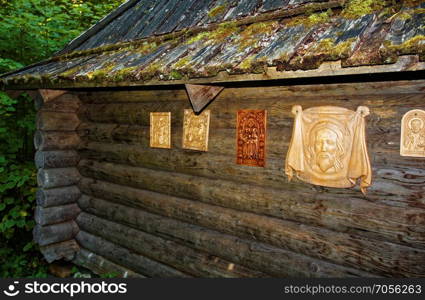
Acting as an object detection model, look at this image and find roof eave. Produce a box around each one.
[3,55,424,90]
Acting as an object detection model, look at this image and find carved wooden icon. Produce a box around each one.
[182,109,210,151]
[150,112,171,149]
[285,105,372,195]
[236,110,267,167]
[401,109,425,157]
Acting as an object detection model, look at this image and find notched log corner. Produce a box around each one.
[40,239,80,263]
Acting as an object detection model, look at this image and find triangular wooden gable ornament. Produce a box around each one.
[38,89,67,103]
[185,84,224,114]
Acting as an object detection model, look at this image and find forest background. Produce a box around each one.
[0,0,124,277]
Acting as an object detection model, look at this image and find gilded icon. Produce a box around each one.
[285,106,372,195]
[182,109,210,151]
[236,110,267,167]
[150,112,171,148]
[401,109,425,157]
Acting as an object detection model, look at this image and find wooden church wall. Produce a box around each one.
[73,79,425,277]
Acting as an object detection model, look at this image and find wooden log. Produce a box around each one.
[40,239,80,263]
[38,93,80,113]
[76,231,191,278]
[79,181,425,277]
[78,161,425,249]
[34,130,80,151]
[73,248,145,278]
[83,101,189,127]
[77,81,425,106]
[80,93,425,130]
[36,186,81,208]
[77,194,91,210]
[77,89,189,104]
[78,141,425,210]
[78,120,406,160]
[77,212,269,278]
[79,199,375,277]
[33,221,79,246]
[36,111,80,131]
[37,168,80,189]
[35,204,81,226]
[35,150,79,169]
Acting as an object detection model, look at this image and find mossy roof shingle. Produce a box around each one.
[1,0,425,88]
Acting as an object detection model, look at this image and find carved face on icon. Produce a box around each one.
[285,105,372,195]
[409,118,423,134]
[309,122,345,174]
[401,109,425,157]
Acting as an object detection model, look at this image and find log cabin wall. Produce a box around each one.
[33,92,82,262]
[74,79,425,278]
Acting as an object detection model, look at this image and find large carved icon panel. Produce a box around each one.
[150,112,171,149]
[182,109,210,151]
[236,110,267,167]
[285,106,371,194]
[401,109,425,157]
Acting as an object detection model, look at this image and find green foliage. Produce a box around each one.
[0,0,124,66]
[0,0,124,278]
[0,89,40,277]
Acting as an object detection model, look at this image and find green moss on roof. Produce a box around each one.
[185,22,239,45]
[286,9,333,27]
[341,0,400,19]
[173,56,191,69]
[315,37,357,59]
[112,66,138,81]
[383,35,425,58]
[238,21,278,50]
[169,70,183,80]
[208,4,227,19]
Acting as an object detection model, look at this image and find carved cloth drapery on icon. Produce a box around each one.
[236,110,267,167]
[150,112,171,148]
[182,109,210,151]
[400,109,425,157]
[285,105,371,195]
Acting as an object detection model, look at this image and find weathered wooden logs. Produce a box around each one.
[77,212,269,278]
[78,183,425,277]
[37,168,80,189]
[76,81,425,105]
[76,230,191,278]
[36,186,81,208]
[40,239,80,263]
[33,221,79,246]
[34,131,80,151]
[37,93,80,112]
[73,248,145,278]
[36,112,80,131]
[33,92,82,263]
[78,200,374,277]
[35,204,81,226]
[77,141,425,209]
[35,150,79,169]
[78,161,425,250]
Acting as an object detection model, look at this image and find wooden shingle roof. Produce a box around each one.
[2,0,425,89]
